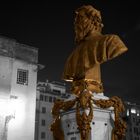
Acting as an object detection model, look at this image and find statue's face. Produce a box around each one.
[74,10,93,44]
[74,11,88,42]
[74,10,88,28]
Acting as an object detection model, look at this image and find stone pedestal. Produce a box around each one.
[90,107,114,140]
[61,94,114,140]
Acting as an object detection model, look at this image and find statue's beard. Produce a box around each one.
[74,19,93,44]
[75,25,85,44]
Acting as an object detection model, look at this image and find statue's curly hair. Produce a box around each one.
[74,5,103,44]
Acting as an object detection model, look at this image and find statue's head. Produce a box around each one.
[74,5,103,44]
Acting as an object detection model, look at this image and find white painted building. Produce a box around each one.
[0,36,38,140]
[35,80,70,140]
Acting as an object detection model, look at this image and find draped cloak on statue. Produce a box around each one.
[62,32,128,93]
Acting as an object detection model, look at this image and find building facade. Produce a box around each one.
[124,102,140,140]
[0,36,38,140]
[35,80,70,140]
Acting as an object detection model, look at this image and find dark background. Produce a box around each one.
[0,1,140,104]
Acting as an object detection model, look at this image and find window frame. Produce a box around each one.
[41,132,46,139]
[17,69,29,85]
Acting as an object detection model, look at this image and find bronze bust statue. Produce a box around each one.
[62,5,128,96]
[51,5,127,140]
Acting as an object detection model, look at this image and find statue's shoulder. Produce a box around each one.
[103,34,122,43]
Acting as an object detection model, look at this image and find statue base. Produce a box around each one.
[61,94,114,140]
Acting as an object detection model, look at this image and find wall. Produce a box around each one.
[7,59,37,140]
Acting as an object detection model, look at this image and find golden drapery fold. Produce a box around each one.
[62,33,128,84]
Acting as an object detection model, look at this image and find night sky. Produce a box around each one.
[0,1,140,104]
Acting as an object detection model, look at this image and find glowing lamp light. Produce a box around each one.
[0,95,25,128]
[8,95,26,127]
[0,99,9,116]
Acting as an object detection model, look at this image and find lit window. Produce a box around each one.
[131,108,136,114]
[137,111,140,116]
[127,109,129,116]
[17,69,28,85]
[41,132,46,139]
